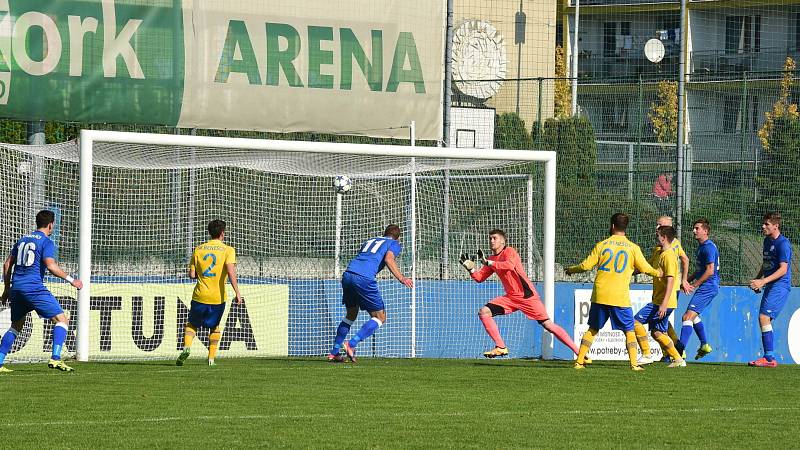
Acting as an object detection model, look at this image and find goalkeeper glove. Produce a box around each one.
[477,249,492,266]
[459,254,476,273]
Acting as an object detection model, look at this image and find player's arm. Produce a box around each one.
[44,257,82,290]
[481,248,517,270]
[2,254,14,301]
[224,261,242,304]
[565,245,600,275]
[679,252,691,292]
[659,275,675,318]
[384,250,413,288]
[187,250,197,280]
[690,262,715,289]
[750,256,789,291]
[633,247,660,278]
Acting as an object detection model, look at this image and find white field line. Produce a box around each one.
[2,406,798,429]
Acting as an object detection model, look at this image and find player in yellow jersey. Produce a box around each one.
[565,213,660,371]
[632,225,686,368]
[648,216,690,362]
[177,219,242,366]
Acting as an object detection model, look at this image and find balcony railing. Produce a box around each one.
[568,0,677,5]
[578,54,680,80]
[691,47,800,75]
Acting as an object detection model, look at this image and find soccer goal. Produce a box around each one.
[0,128,557,362]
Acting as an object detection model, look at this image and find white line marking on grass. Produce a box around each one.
[3,406,799,429]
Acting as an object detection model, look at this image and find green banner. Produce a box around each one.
[0,0,183,125]
[0,0,444,140]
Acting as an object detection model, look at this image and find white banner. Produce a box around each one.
[573,289,674,360]
[179,0,445,140]
[1,283,288,361]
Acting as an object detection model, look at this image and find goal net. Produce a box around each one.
[0,131,555,362]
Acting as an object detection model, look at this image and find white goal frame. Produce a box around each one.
[76,129,557,361]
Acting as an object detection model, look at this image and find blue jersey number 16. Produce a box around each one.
[598,248,628,273]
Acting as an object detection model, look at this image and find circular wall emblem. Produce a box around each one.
[452,20,507,100]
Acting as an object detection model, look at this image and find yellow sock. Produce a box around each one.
[654,332,683,361]
[577,328,597,364]
[208,328,222,361]
[634,321,650,356]
[183,323,197,349]
[667,322,679,344]
[625,331,639,367]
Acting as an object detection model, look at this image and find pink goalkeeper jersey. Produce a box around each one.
[470,246,538,299]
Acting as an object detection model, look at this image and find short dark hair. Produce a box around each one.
[383,224,401,239]
[693,218,711,232]
[36,210,55,229]
[611,213,629,232]
[657,225,676,243]
[488,229,507,241]
[763,211,781,226]
[208,219,226,239]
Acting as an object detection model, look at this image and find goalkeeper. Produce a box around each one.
[461,229,581,359]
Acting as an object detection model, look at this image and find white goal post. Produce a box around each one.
[3,129,557,362]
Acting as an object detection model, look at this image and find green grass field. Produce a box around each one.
[3,358,799,448]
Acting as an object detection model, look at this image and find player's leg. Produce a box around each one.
[687,288,715,359]
[633,304,657,364]
[177,301,203,366]
[611,307,643,370]
[515,295,580,356]
[750,286,788,367]
[344,277,385,362]
[653,330,685,367]
[575,304,606,368]
[204,304,226,365]
[330,307,357,362]
[0,290,35,372]
[479,299,509,357]
[0,316,27,373]
[330,273,359,361]
[676,308,698,355]
[29,290,74,372]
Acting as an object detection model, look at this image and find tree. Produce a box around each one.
[554,46,572,119]
[758,57,798,151]
[494,112,532,150]
[756,57,800,233]
[533,115,597,187]
[648,80,678,146]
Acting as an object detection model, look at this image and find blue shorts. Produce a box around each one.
[9,286,64,322]
[588,304,634,332]
[687,286,718,314]
[342,271,384,312]
[634,303,674,333]
[188,301,226,329]
[760,284,790,319]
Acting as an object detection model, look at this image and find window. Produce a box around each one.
[603,22,631,57]
[722,95,760,133]
[725,15,761,54]
[601,97,629,132]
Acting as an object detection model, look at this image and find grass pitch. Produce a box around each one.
[2,357,798,448]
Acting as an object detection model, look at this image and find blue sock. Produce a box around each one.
[51,323,68,361]
[348,317,382,348]
[0,328,19,366]
[693,318,707,345]
[678,321,693,352]
[330,319,353,355]
[762,325,775,362]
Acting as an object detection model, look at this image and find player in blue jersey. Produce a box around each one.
[748,212,792,367]
[676,218,720,360]
[0,210,83,373]
[327,224,413,362]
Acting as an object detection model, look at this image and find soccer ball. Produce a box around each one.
[333,175,352,194]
